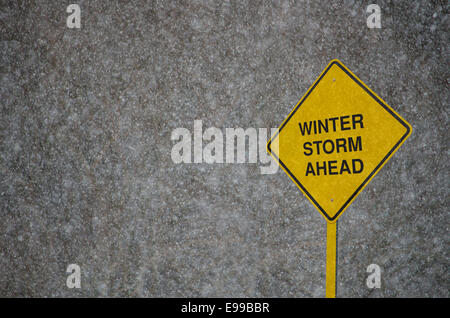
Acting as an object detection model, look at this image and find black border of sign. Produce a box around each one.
[267,60,411,222]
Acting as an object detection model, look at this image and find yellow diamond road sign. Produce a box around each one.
[267,59,412,223]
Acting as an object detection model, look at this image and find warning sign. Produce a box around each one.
[267,59,412,223]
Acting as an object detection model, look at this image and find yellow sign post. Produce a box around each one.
[267,59,412,297]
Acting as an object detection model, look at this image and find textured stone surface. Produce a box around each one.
[0,0,448,297]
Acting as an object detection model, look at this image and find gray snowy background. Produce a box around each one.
[1,0,449,297]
